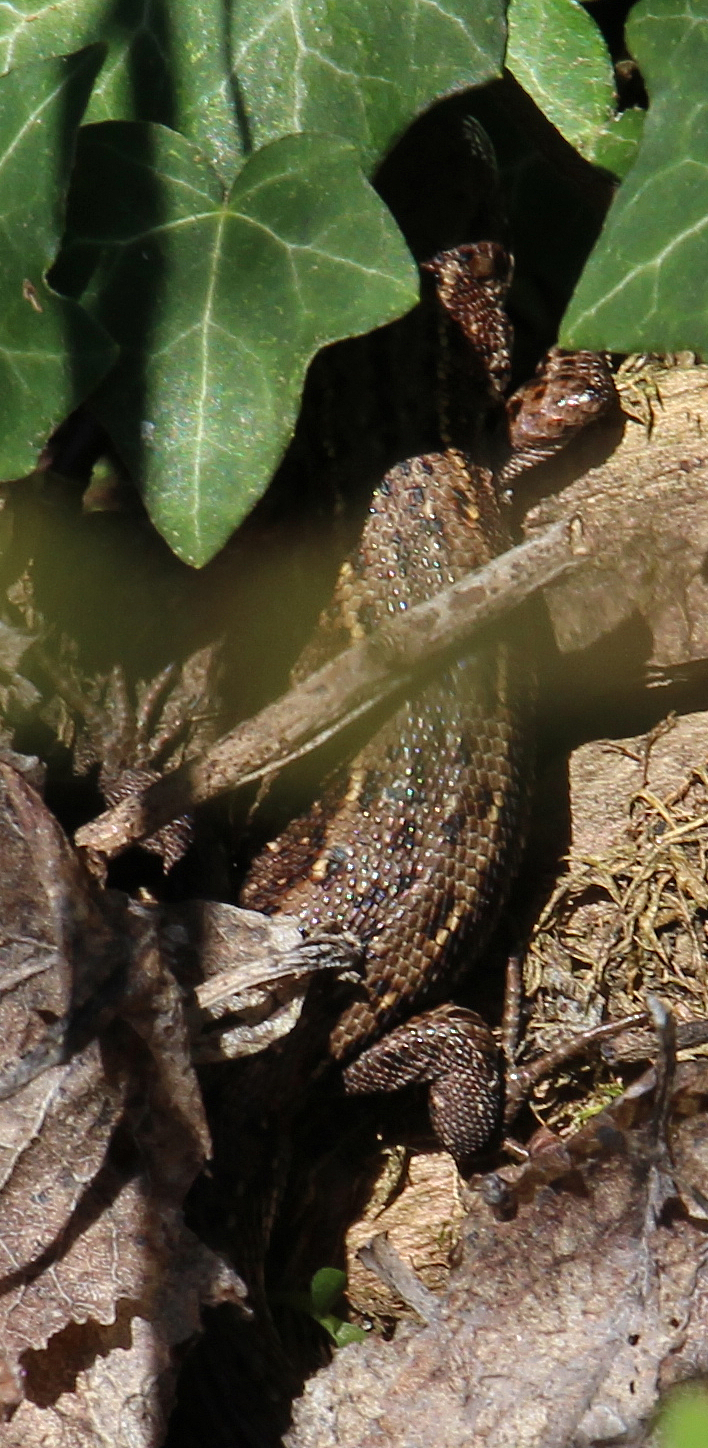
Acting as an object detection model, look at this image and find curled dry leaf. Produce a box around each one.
[0,760,129,1094]
[0,764,244,1442]
[159,898,363,1061]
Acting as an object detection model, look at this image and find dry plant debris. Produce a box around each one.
[523,712,708,1135]
[2,364,708,1444]
[287,1059,708,1448]
[0,764,249,1443]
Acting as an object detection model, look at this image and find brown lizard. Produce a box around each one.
[240,242,616,1171]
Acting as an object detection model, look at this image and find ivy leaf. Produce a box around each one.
[0,0,239,185]
[66,124,418,566]
[0,0,105,73]
[562,0,708,352]
[83,0,176,132]
[85,0,241,185]
[11,2,508,182]
[506,0,617,163]
[166,0,241,183]
[231,0,508,172]
[591,108,646,181]
[3,2,508,181]
[0,49,115,479]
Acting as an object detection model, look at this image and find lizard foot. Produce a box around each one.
[342,1001,502,1170]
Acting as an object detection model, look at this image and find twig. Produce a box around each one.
[357,1233,441,1324]
[74,515,584,862]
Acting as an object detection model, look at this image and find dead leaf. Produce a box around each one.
[286,1063,708,1448]
[0,766,239,1440]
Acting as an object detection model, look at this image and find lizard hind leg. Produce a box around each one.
[341,1002,503,1172]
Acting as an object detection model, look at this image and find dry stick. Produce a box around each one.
[75,513,590,862]
[358,1233,442,1325]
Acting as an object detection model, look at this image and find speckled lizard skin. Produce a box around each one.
[241,243,616,1168]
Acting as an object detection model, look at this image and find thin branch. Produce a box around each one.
[74,515,585,862]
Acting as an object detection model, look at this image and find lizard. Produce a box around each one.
[239,240,617,1172]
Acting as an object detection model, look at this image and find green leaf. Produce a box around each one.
[271,1267,367,1347]
[561,0,708,353]
[231,0,508,171]
[591,108,645,180]
[3,0,237,183]
[86,0,241,183]
[1,2,507,179]
[507,0,616,161]
[0,49,115,478]
[0,0,177,134]
[0,0,105,73]
[309,1266,347,1316]
[306,1269,367,1346]
[320,1315,368,1346]
[658,1387,708,1448]
[83,0,176,130]
[68,124,418,566]
[166,0,240,183]
[330,1320,368,1347]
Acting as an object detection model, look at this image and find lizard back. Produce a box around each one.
[240,445,534,1059]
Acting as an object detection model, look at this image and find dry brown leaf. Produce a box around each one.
[0,762,130,1088]
[2,1184,245,1448]
[159,899,362,1061]
[287,1063,708,1448]
[0,765,239,1440]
